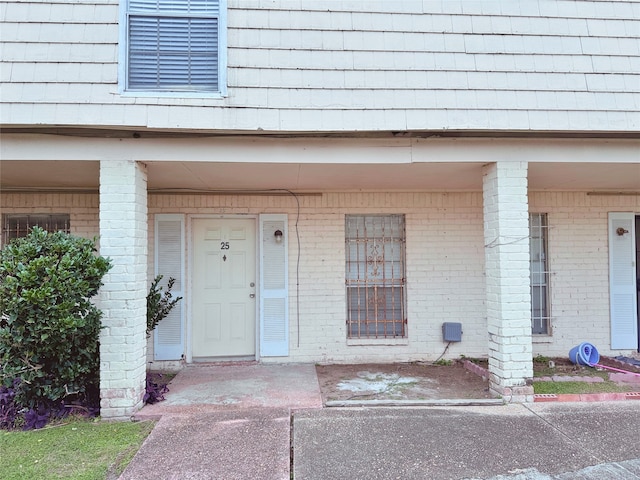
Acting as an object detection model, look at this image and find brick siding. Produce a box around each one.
[1,189,638,367]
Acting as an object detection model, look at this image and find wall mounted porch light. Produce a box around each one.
[274,229,283,243]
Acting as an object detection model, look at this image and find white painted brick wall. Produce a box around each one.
[146,191,490,365]
[530,192,640,359]
[0,193,99,245]
[483,162,533,397]
[2,187,638,368]
[98,160,148,419]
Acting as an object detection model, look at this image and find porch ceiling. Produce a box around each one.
[1,161,638,192]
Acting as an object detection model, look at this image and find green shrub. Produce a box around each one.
[0,228,112,410]
[146,275,182,337]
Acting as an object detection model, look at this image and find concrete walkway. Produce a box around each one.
[294,403,640,480]
[120,364,640,480]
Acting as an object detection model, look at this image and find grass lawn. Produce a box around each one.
[0,417,155,480]
[533,381,633,395]
[531,356,640,395]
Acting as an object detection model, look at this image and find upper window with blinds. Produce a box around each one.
[123,0,226,94]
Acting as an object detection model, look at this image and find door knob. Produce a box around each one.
[249,293,255,298]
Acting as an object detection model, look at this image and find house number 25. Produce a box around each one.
[220,242,230,250]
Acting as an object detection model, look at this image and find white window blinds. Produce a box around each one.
[127,0,221,92]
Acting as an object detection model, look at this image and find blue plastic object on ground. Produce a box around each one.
[569,342,600,367]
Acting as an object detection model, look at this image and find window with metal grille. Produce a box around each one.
[530,213,550,335]
[125,0,226,93]
[1,214,71,246]
[345,215,406,339]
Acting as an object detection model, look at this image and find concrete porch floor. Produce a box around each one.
[134,362,324,419]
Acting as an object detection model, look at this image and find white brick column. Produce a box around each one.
[99,160,148,419]
[482,161,534,403]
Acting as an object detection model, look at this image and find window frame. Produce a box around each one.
[530,213,551,335]
[118,0,227,97]
[1,214,71,246]
[345,214,407,340]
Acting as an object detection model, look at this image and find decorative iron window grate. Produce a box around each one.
[530,213,551,335]
[1,214,71,246]
[345,215,406,338]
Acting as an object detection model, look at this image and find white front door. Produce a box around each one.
[192,218,256,359]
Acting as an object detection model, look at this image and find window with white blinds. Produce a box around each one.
[125,0,224,93]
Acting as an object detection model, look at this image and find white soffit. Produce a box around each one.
[1,160,638,192]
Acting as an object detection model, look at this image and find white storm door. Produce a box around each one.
[609,212,638,350]
[192,218,256,358]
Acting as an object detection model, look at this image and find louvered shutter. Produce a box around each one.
[154,214,185,360]
[609,212,638,350]
[259,214,289,357]
[127,0,221,91]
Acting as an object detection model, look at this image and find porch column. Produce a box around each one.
[99,160,148,419]
[482,161,534,403]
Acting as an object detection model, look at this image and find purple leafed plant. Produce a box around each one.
[24,406,50,430]
[144,373,170,405]
[0,379,51,430]
[0,379,20,430]
[1,372,168,430]
[0,376,101,430]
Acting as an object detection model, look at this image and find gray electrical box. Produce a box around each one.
[442,322,462,342]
